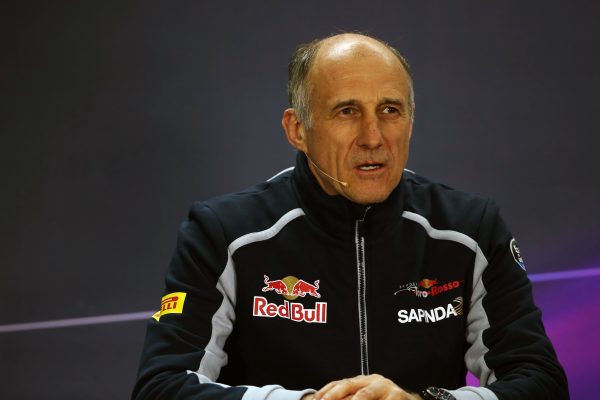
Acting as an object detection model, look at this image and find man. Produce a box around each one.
[132,33,568,400]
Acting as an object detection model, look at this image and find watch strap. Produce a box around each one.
[421,386,456,400]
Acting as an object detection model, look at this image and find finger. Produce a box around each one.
[315,375,372,400]
[352,380,387,399]
[315,379,344,397]
[351,376,409,400]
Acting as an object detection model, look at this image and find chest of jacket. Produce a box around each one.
[220,215,475,391]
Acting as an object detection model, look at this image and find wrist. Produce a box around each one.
[421,387,456,400]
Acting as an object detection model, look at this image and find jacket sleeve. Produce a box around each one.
[131,203,315,400]
[450,200,569,400]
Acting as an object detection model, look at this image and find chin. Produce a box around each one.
[345,176,400,204]
[346,190,391,205]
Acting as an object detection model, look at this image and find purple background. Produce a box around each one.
[2,1,599,399]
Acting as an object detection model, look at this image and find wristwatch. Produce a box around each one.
[421,386,456,400]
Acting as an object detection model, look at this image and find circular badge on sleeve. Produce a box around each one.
[510,238,526,270]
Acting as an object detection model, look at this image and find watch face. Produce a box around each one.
[424,387,456,400]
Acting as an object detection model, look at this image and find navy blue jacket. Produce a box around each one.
[132,152,568,400]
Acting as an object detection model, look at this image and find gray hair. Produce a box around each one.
[287,33,415,129]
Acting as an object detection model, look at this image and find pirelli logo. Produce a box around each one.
[152,292,187,321]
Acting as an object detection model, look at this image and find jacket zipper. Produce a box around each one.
[355,207,370,375]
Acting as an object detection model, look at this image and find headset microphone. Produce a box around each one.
[304,152,349,187]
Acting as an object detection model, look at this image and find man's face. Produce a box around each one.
[299,40,414,205]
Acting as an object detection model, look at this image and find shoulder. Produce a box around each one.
[402,170,496,237]
[188,167,301,242]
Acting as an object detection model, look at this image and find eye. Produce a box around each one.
[336,107,358,119]
[382,106,399,114]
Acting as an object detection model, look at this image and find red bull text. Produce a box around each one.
[252,296,327,323]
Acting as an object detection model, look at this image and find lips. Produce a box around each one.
[356,162,384,171]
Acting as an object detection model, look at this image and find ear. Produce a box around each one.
[282,108,308,153]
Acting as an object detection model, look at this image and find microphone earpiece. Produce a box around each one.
[304,152,349,188]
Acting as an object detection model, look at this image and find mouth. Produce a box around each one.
[356,163,384,171]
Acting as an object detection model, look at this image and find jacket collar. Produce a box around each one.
[291,152,405,240]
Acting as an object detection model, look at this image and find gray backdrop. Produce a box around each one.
[2,1,599,399]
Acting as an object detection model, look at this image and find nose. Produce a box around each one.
[356,114,383,149]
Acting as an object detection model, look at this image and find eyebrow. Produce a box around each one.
[332,99,359,109]
[332,97,406,110]
[381,97,404,106]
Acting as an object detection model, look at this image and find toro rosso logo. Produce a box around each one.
[253,275,327,323]
[394,278,462,298]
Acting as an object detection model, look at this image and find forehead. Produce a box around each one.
[309,39,410,104]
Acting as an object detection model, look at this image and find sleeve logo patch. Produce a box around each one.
[510,238,526,270]
[153,292,187,321]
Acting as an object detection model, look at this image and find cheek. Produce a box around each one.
[312,129,348,157]
[390,129,412,152]
[385,136,408,158]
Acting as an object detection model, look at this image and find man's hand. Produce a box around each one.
[308,374,423,400]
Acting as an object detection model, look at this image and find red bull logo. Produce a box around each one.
[262,275,321,300]
[253,296,327,323]
[291,279,320,298]
[262,275,289,295]
[256,275,327,323]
